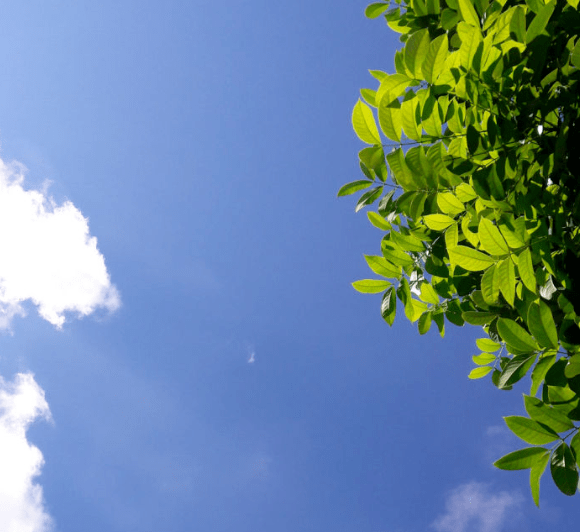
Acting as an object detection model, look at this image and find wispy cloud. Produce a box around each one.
[430,481,524,532]
[0,373,53,532]
[0,157,120,330]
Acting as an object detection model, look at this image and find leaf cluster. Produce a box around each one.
[341,0,580,505]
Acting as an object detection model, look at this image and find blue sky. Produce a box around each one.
[0,1,579,531]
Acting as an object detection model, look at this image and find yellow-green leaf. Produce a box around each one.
[367,211,392,230]
[476,338,501,352]
[352,99,381,144]
[457,0,480,27]
[404,29,431,79]
[364,255,402,278]
[449,245,495,271]
[422,34,449,83]
[378,99,402,142]
[496,258,515,307]
[424,214,456,231]
[352,279,392,293]
[505,415,559,445]
[517,248,537,293]
[419,282,440,304]
[530,451,550,507]
[479,217,509,255]
[469,366,493,379]
[437,192,465,216]
[481,264,500,304]
[472,352,496,365]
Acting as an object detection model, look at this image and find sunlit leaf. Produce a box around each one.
[494,447,549,470]
[505,416,560,445]
[497,318,539,353]
[352,279,392,293]
[469,366,493,379]
[527,301,558,349]
[530,451,550,507]
[364,255,402,278]
[524,395,575,433]
[449,245,495,271]
[338,180,373,197]
[352,99,381,144]
[365,2,390,18]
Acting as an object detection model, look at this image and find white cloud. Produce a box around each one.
[430,481,524,532]
[0,157,120,330]
[0,372,53,532]
[248,351,255,364]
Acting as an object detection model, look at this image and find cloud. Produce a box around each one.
[0,372,53,532]
[0,157,120,330]
[247,351,255,364]
[430,481,524,532]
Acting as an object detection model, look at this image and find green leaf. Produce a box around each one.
[382,241,414,267]
[494,447,549,470]
[565,356,580,379]
[381,286,397,325]
[352,99,381,144]
[455,183,477,202]
[457,0,481,27]
[419,282,440,304]
[355,186,383,212]
[352,279,392,294]
[449,245,495,271]
[367,211,391,230]
[472,352,496,365]
[498,354,537,388]
[423,214,456,231]
[571,433,580,467]
[390,231,425,252]
[422,34,449,83]
[401,96,422,142]
[481,264,499,305]
[378,99,402,142]
[418,311,432,334]
[437,193,465,216]
[551,443,578,496]
[496,258,515,307]
[530,355,557,397]
[376,74,412,105]
[469,366,493,379]
[526,0,556,44]
[476,338,501,352]
[497,318,539,353]
[505,416,560,445]
[365,2,390,18]
[530,451,550,507]
[479,217,509,255]
[571,39,580,69]
[527,301,558,349]
[338,180,373,197]
[364,255,402,278]
[517,248,537,293]
[445,223,458,250]
[404,29,431,79]
[510,5,526,43]
[462,311,497,325]
[524,395,575,433]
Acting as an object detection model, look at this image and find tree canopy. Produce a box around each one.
[341,0,580,506]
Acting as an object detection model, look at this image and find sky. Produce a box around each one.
[0,1,579,531]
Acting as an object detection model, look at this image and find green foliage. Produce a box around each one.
[342,0,580,506]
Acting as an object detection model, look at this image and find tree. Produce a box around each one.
[340,0,580,506]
